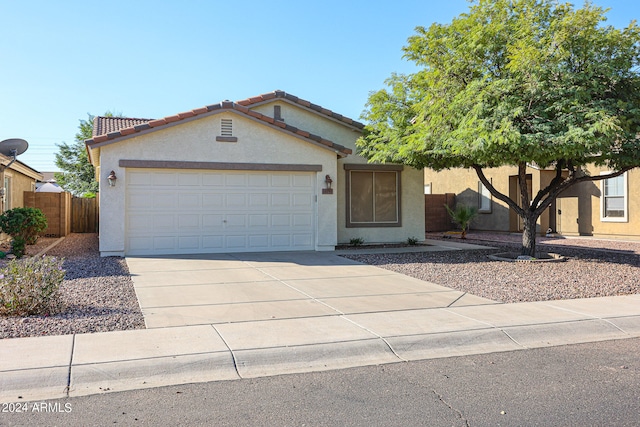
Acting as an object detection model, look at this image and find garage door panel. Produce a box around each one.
[178,236,200,249]
[292,193,313,208]
[153,195,175,209]
[225,235,247,248]
[202,174,224,186]
[154,173,177,186]
[271,194,290,206]
[248,235,269,248]
[203,235,224,249]
[225,175,247,186]
[249,214,269,227]
[126,170,316,255]
[293,214,312,227]
[271,175,291,187]
[178,173,200,186]
[271,235,292,247]
[203,214,224,228]
[178,193,201,208]
[293,174,313,187]
[293,234,313,247]
[271,214,291,227]
[153,215,175,230]
[226,193,247,207]
[154,236,177,251]
[178,215,200,229]
[249,193,269,207]
[225,215,246,227]
[248,174,270,186]
[203,194,224,208]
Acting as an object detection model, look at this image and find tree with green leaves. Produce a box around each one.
[54,112,121,197]
[357,0,640,256]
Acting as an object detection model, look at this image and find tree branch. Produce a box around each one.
[472,164,524,216]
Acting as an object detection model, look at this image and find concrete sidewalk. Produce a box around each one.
[1,242,639,403]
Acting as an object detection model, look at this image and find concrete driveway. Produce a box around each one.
[126,250,497,329]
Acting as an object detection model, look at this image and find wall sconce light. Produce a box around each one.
[107,170,117,187]
[322,174,333,195]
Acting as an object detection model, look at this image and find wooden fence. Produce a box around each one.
[425,193,456,232]
[24,191,72,237]
[24,192,99,235]
[71,197,99,233]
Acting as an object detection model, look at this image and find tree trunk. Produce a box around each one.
[521,213,538,257]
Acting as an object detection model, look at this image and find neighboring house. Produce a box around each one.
[424,165,639,239]
[85,90,425,256]
[1,155,42,212]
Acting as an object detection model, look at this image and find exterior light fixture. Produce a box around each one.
[107,171,117,187]
[323,174,333,195]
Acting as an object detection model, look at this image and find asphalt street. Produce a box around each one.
[2,337,638,427]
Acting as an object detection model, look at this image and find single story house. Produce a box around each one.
[86,90,425,256]
[424,165,639,239]
[1,155,42,212]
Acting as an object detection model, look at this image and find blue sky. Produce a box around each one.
[1,0,638,172]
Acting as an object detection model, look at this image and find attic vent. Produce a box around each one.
[221,119,233,136]
[217,118,238,142]
[274,105,283,121]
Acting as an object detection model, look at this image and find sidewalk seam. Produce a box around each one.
[211,325,242,379]
[340,316,407,362]
[64,333,76,398]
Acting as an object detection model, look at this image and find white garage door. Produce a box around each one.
[125,169,316,255]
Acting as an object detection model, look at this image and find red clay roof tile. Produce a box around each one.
[86,91,355,156]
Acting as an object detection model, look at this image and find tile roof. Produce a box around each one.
[237,90,365,129]
[86,93,355,156]
[93,117,153,137]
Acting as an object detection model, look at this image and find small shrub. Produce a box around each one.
[406,237,420,245]
[350,237,365,246]
[11,236,26,259]
[0,207,48,256]
[0,256,66,316]
[445,204,478,239]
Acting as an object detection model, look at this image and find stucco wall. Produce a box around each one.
[97,112,338,255]
[3,169,36,210]
[425,165,640,239]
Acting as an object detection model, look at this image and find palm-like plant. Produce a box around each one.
[445,204,477,239]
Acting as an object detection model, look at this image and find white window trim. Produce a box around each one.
[600,171,628,223]
[478,179,492,213]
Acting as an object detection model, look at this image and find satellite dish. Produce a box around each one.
[0,138,29,157]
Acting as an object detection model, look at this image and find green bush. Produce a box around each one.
[350,237,365,246]
[445,204,478,239]
[406,236,420,245]
[11,236,26,259]
[0,207,48,255]
[0,256,66,316]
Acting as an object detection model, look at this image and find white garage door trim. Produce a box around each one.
[125,169,317,255]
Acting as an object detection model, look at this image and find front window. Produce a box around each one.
[601,172,627,222]
[345,165,402,227]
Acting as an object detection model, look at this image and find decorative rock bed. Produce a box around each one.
[487,252,567,262]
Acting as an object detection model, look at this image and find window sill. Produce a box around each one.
[600,217,628,223]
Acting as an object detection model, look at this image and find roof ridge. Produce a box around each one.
[236,90,364,129]
[86,100,353,156]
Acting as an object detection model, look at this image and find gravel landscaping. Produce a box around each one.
[1,231,638,339]
[343,232,640,304]
[0,234,145,339]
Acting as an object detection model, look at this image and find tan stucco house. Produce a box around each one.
[425,165,640,239]
[86,91,425,256]
[1,156,42,212]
